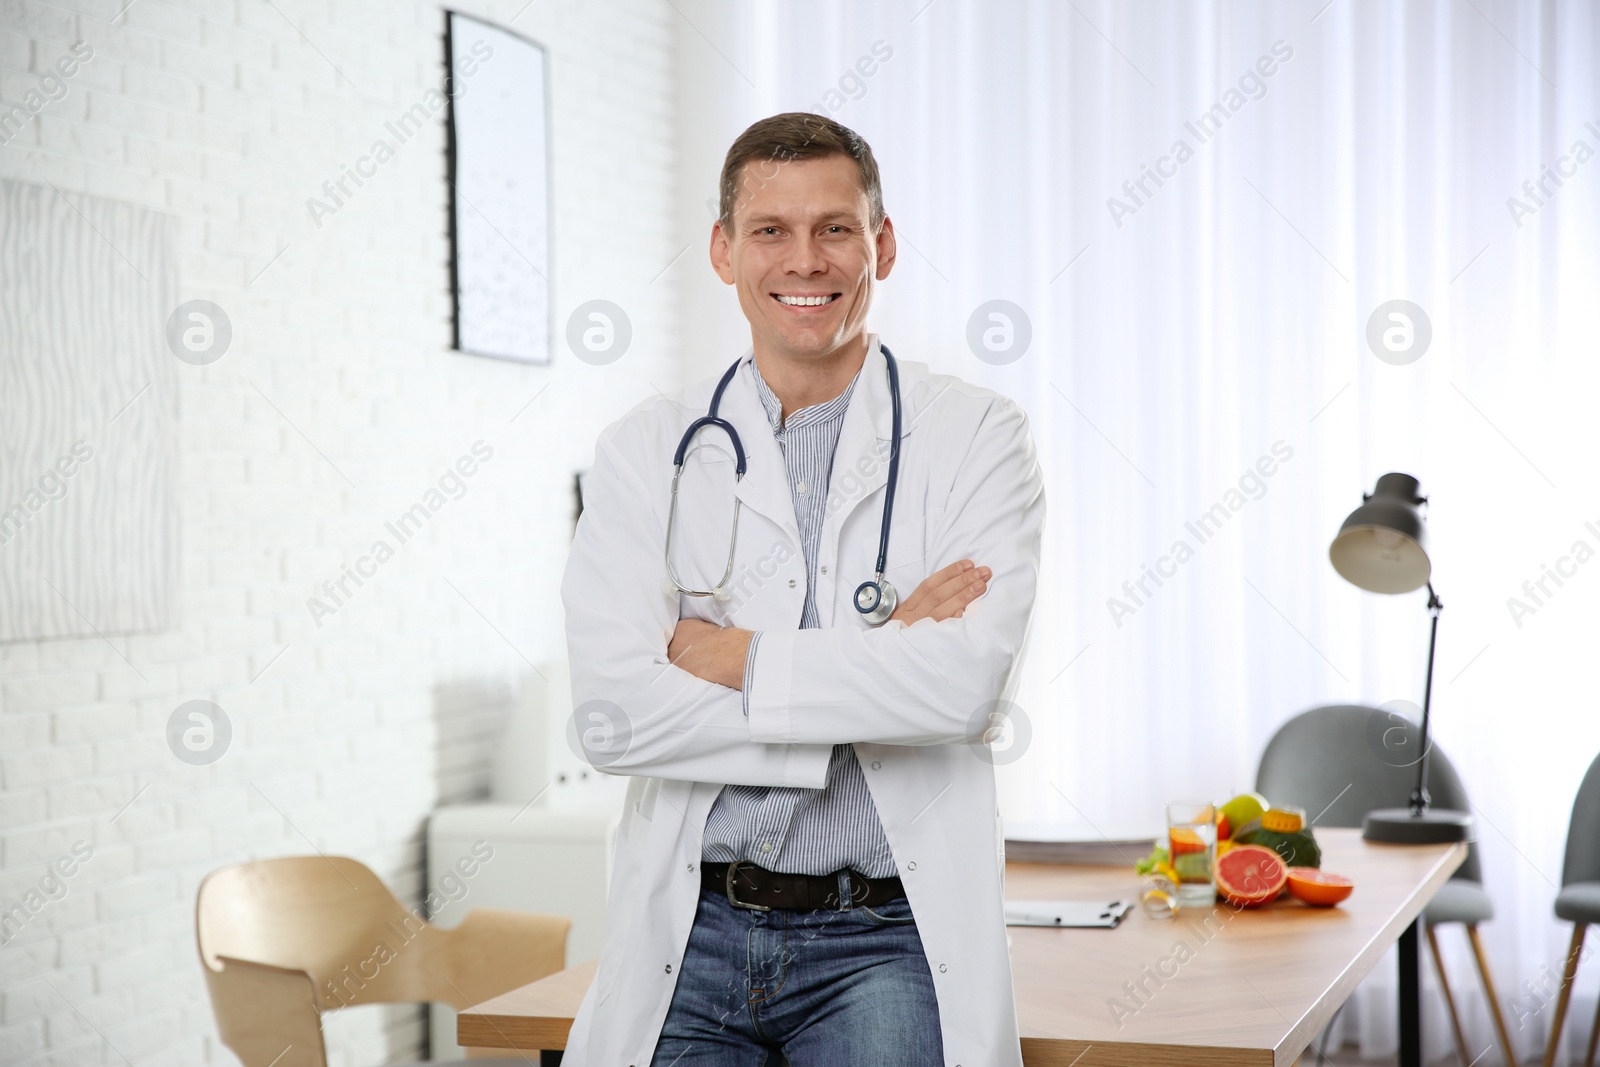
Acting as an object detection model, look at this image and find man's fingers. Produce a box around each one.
[889,560,992,625]
[899,560,976,618]
[927,570,991,621]
[925,563,988,608]
[898,559,967,615]
[914,560,974,600]
[902,563,960,614]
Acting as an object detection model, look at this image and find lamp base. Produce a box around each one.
[1361,807,1474,844]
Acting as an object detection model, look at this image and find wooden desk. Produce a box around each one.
[460,828,1465,1066]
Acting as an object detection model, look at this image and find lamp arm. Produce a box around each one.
[1411,581,1443,815]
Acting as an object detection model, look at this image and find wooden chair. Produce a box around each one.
[1542,751,1600,1067]
[196,855,570,1066]
[1257,705,1517,1066]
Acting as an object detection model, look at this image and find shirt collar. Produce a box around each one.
[746,354,861,436]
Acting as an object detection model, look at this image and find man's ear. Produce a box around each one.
[709,220,735,285]
[874,215,898,282]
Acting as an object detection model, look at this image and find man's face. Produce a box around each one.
[711,153,896,363]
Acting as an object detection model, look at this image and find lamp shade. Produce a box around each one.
[1329,472,1432,594]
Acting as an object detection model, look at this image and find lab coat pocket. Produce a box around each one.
[881,508,937,593]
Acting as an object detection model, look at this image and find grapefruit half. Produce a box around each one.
[1216,844,1288,907]
[1286,867,1354,907]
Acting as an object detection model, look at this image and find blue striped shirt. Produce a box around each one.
[700,355,898,880]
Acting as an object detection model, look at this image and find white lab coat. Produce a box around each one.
[559,335,1044,1067]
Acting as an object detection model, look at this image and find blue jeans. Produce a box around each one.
[649,885,945,1066]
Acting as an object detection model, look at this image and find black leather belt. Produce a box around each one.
[701,860,906,912]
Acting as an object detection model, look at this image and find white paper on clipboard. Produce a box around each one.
[1005,899,1134,928]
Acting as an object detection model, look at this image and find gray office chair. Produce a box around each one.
[1541,750,1600,1067]
[1255,705,1516,1067]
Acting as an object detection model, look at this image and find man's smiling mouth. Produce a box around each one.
[773,293,841,307]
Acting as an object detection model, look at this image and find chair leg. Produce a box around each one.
[1466,922,1519,1067]
[1429,922,1473,1066]
[1543,923,1588,1067]
[1583,980,1600,1067]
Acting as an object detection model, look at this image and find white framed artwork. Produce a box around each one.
[446,11,552,364]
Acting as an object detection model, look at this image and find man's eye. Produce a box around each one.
[759,227,780,236]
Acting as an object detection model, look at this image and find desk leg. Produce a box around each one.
[541,1052,563,1066]
[1399,918,1421,1067]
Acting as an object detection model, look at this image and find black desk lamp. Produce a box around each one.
[1330,473,1473,844]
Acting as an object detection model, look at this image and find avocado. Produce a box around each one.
[1234,826,1321,869]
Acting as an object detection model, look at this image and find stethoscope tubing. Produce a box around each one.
[872,347,902,583]
[667,343,902,610]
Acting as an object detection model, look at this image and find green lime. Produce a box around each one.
[1173,852,1211,881]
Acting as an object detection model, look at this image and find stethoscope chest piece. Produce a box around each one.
[854,577,898,626]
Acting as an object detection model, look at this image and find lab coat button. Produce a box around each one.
[665,964,672,974]
[788,579,796,588]
[907,861,917,871]
[820,565,828,574]
[939,963,947,973]
[870,760,881,770]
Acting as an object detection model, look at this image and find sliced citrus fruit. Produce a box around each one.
[1141,885,1176,918]
[1286,867,1354,907]
[1215,844,1288,907]
[1169,827,1207,854]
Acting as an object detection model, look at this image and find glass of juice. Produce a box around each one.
[1165,801,1217,909]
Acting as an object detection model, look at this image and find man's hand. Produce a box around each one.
[890,559,991,625]
[668,618,753,690]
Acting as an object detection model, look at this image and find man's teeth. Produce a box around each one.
[776,294,836,306]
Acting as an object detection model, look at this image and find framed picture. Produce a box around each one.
[0,179,179,642]
[445,11,552,363]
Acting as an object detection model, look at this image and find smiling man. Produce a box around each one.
[560,113,1045,1066]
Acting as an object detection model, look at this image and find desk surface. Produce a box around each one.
[460,827,1465,1067]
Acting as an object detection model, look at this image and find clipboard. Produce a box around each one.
[1005,899,1134,928]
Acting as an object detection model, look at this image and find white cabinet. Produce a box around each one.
[426,801,619,1059]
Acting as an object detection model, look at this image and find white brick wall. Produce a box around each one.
[0,1,680,1063]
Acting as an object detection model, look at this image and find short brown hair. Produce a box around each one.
[718,112,885,233]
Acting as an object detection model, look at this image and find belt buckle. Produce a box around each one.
[725,861,772,912]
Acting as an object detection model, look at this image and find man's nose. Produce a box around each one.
[784,232,828,275]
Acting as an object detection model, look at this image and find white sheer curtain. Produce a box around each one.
[674,1,1600,1061]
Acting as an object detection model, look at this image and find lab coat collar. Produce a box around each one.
[827,332,911,522]
[718,334,913,546]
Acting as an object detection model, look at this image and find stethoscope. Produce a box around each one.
[665,344,903,625]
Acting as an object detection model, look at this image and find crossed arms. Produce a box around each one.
[559,397,1044,788]
[665,559,994,688]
